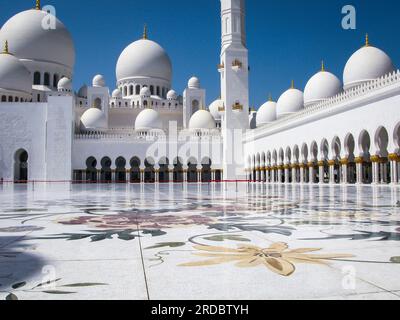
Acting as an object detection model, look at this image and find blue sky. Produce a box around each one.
[0,0,399,108]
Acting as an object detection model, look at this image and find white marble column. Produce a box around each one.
[284,167,290,184]
[341,163,348,184]
[329,161,335,184]
[309,165,315,184]
[169,166,174,183]
[300,166,304,184]
[292,167,297,184]
[319,162,325,184]
[372,160,379,184]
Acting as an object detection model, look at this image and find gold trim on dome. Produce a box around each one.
[143,24,148,40]
[1,40,9,55]
[317,161,325,167]
[328,160,336,166]
[340,158,349,165]
[365,33,370,47]
[308,162,315,168]
[35,0,41,10]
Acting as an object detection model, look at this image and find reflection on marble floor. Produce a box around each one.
[0,182,399,300]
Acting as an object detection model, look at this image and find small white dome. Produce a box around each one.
[304,70,342,107]
[167,89,177,100]
[135,109,162,130]
[0,51,31,94]
[92,74,105,87]
[344,44,395,90]
[80,108,107,132]
[189,110,216,130]
[208,99,224,121]
[188,76,200,89]
[0,9,75,69]
[112,88,122,98]
[257,101,277,126]
[78,85,88,98]
[116,39,172,83]
[140,86,151,97]
[276,87,304,118]
[57,77,72,92]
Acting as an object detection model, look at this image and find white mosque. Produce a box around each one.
[0,0,399,185]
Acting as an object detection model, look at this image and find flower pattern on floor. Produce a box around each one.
[0,183,399,300]
[180,243,354,276]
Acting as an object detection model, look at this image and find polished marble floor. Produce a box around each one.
[0,182,399,300]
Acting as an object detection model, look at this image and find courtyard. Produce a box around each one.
[0,182,399,300]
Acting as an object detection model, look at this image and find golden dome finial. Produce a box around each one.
[35,0,41,10]
[365,33,370,47]
[2,40,9,54]
[143,24,148,40]
[321,60,325,72]
[268,93,272,102]
[291,80,295,89]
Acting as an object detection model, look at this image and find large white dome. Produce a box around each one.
[189,110,216,130]
[343,45,395,90]
[276,87,304,118]
[116,39,172,82]
[257,100,277,126]
[80,108,107,132]
[208,99,224,121]
[304,70,342,107]
[135,109,162,130]
[0,9,75,69]
[0,51,31,94]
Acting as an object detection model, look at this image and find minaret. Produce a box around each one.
[220,0,249,180]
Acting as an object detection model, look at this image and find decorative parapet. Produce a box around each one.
[244,69,400,141]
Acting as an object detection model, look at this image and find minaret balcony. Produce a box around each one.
[231,59,243,72]
[232,102,243,111]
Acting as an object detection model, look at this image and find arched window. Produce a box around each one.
[156,86,160,96]
[15,97,19,102]
[192,99,199,113]
[135,85,140,95]
[8,96,13,102]
[44,73,50,86]
[1,95,6,102]
[129,85,134,95]
[14,149,29,182]
[53,74,59,87]
[143,100,148,107]
[150,85,154,95]
[94,98,102,109]
[33,72,41,85]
